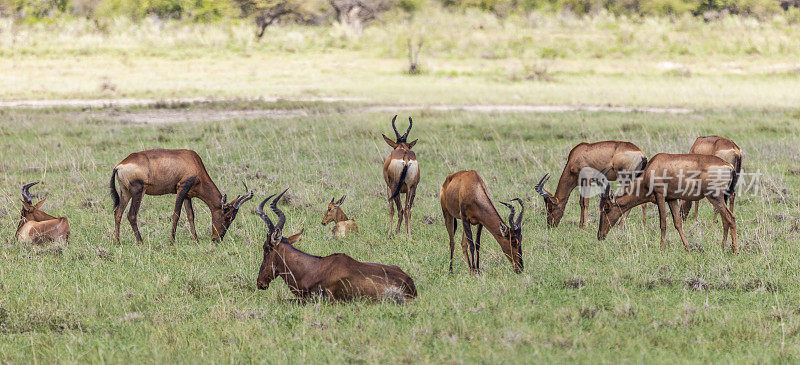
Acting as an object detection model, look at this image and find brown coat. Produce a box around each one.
[257,190,416,302]
[440,170,524,273]
[110,149,252,244]
[536,140,648,228]
[598,153,739,252]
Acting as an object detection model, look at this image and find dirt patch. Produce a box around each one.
[85,109,308,124]
[0,96,362,109]
[1,97,693,118]
[364,104,693,114]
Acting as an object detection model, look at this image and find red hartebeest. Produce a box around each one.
[440,170,525,274]
[256,190,417,302]
[382,115,420,238]
[109,149,253,244]
[680,136,743,221]
[597,153,740,252]
[321,195,359,237]
[15,182,70,244]
[535,141,649,228]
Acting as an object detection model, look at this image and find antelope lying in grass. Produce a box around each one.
[256,190,417,302]
[535,141,648,228]
[680,136,743,221]
[321,196,359,237]
[15,182,70,244]
[382,115,420,238]
[110,149,253,244]
[440,170,525,273]
[597,153,740,252]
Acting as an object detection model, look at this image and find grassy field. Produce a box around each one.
[2,13,800,107]
[1,102,800,362]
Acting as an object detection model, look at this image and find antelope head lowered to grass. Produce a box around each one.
[321,195,359,237]
[15,182,70,245]
[680,136,743,221]
[382,115,420,238]
[110,149,254,245]
[440,170,525,274]
[535,141,648,228]
[597,153,740,253]
[256,190,417,302]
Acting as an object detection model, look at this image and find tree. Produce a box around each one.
[329,0,394,35]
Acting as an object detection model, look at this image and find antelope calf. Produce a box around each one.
[321,196,359,237]
[15,182,70,244]
[256,190,417,302]
[382,115,420,238]
[597,153,740,252]
[110,149,253,244]
[535,141,648,228]
[680,136,743,221]
[440,170,525,273]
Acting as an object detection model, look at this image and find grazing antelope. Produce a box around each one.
[440,170,525,274]
[535,141,648,228]
[15,182,70,244]
[256,190,417,302]
[109,149,254,245]
[680,136,743,221]
[597,153,740,252]
[321,196,359,237]
[382,115,420,238]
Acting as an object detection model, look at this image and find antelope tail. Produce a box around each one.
[633,156,648,179]
[724,158,741,204]
[388,163,409,201]
[110,168,120,209]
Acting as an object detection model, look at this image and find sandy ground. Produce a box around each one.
[0,97,693,124]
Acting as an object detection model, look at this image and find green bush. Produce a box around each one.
[398,0,426,13]
[1,0,797,22]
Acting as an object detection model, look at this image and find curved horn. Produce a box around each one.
[270,188,289,230]
[511,198,525,227]
[402,116,413,140]
[534,174,552,199]
[234,192,254,208]
[233,181,254,208]
[256,194,276,232]
[499,201,516,227]
[391,115,401,140]
[21,181,38,204]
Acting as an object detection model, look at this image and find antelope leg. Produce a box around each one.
[667,200,690,251]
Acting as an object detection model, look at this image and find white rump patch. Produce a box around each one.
[16,223,34,244]
[382,286,407,305]
[404,160,419,183]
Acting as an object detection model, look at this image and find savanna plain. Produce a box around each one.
[2,10,800,364]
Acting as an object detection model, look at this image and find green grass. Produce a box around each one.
[1,104,800,362]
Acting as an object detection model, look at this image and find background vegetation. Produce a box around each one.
[2,0,800,26]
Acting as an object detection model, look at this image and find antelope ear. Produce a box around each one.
[382,134,398,148]
[34,197,47,209]
[286,229,304,245]
[407,139,418,148]
[499,224,508,236]
[335,195,346,206]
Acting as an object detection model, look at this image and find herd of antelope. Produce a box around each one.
[13,116,745,302]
